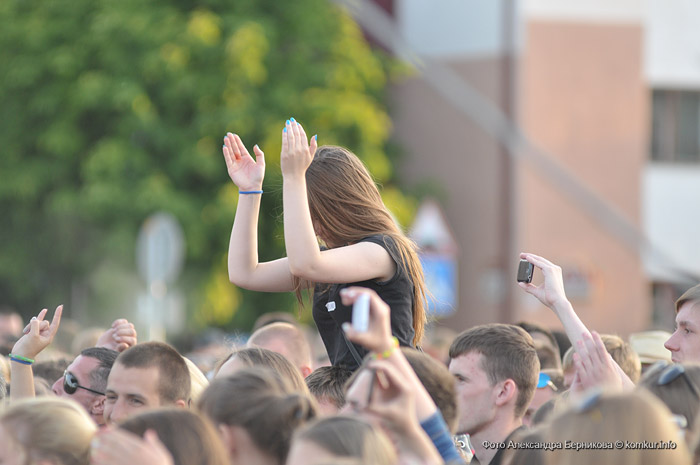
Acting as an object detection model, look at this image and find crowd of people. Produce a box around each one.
[1,123,699,465]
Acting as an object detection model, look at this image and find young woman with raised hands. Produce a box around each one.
[222,119,427,369]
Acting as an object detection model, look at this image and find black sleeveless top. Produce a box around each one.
[312,234,415,370]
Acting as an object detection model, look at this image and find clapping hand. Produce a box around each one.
[223,132,265,191]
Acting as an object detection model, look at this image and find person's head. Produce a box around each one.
[216,346,310,395]
[502,426,547,465]
[517,321,562,370]
[104,341,191,425]
[287,416,397,465]
[637,362,700,436]
[599,333,642,383]
[0,397,96,465]
[301,145,427,346]
[448,323,539,436]
[629,330,673,372]
[119,408,229,465]
[523,369,564,427]
[546,389,690,465]
[198,367,317,465]
[666,284,700,363]
[401,347,458,432]
[248,322,313,377]
[183,356,209,403]
[0,306,22,355]
[0,306,22,338]
[34,358,70,388]
[305,365,354,416]
[51,347,118,427]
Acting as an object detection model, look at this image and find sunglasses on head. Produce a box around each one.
[537,372,558,391]
[63,370,105,396]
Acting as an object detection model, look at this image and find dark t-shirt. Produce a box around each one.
[312,234,415,370]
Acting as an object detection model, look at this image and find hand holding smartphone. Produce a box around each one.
[352,292,370,332]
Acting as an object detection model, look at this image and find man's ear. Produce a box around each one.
[494,379,518,408]
[174,398,188,409]
[300,365,313,378]
[90,396,105,416]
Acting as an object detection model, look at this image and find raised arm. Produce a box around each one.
[341,287,461,464]
[518,252,590,350]
[280,120,395,283]
[518,253,634,389]
[10,305,62,401]
[223,132,295,292]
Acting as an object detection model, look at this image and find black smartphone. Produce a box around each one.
[517,260,534,283]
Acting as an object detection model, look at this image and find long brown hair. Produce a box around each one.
[294,145,427,345]
[198,367,317,465]
[120,409,229,465]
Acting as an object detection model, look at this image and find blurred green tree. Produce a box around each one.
[0,0,415,330]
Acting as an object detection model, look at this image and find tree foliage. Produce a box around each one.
[0,0,414,330]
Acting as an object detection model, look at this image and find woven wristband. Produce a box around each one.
[9,353,34,365]
[239,190,263,194]
[372,337,399,360]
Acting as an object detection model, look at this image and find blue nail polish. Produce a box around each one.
[283,127,287,133]
[290,117,296,123]
[313,134,317,141]
[286,119,290,125]
[223,145,226,148]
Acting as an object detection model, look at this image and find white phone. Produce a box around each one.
[352,293,370,332]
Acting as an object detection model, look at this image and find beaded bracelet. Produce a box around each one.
[239,190,263,194]
[9,353,34,365]
[371,337,399,360]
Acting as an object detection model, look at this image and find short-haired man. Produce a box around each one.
[104,341,191,424]
[52,346,118,427]
[665,284,700,363]
[448,324,539,465]
[247,322,313,377]
[305,365,353,415]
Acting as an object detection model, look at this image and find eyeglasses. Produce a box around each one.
[656,364,700,399]
[63,371,105,396]
[537,372,558,391]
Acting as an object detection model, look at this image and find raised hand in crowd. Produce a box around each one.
[96,318,137,352]
[10,305,63,400]
[341,287,461,465]
[280,117,318,180]
[517,253,588,349]
[361,358,444,465]
[223,132,265,192]
[91,428,174,465]
[518,253,633,390]
[570,331,625,392]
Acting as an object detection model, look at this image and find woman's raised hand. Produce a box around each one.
[280,118,317,179]
[223,133,265,191]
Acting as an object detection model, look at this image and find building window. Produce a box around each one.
[651,90,700,162]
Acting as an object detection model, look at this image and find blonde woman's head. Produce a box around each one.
[546,389,691,465]
[0,397,96,465]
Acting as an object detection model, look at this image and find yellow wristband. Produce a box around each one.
[372,337,399,360]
